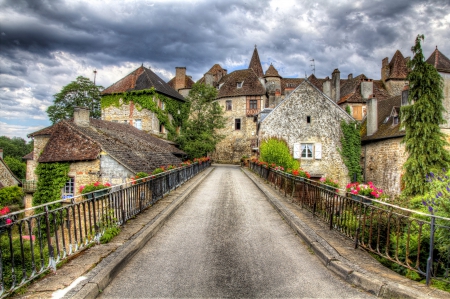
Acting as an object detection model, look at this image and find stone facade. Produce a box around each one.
[259,80,355,187]
[362,137,407,196]
[0,159,21,188]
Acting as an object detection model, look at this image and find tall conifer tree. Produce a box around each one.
[401,34,450,196]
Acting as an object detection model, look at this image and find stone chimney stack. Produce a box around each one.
[367,95,378,136]
[174,67,186,91]
[361,79,373,99]
[381,57,390,82]
[0,148,3,160]
[401,83,409,106]
[322,77,331,98]
[74,107,90,127]
[205,73,213,86]
[348,73,353,80]
[331,69,340,103]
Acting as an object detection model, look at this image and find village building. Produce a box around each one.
[101,65,187,140]
[24,107,184,209]
[0,149,22,189]
[258,79,355,187]
[167,67,195,97]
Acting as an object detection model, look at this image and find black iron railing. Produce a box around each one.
[249,162,450,286]
[0,161,211,297]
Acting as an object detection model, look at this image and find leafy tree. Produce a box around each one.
[176,83,226,158]
[47,76,103,124]
[401,35,450,196]
[4,156,26,180]
[0,136,33,159]
[260,138,299,170]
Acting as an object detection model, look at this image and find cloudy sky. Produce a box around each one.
[1,0,449,140]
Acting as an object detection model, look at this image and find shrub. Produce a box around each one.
[79,181,111,194]
[0,186,24,209]
[260,138,299,170]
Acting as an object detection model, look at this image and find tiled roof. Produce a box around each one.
[28,125,54,137]
[361,95,405,142]
[388,50,408,80]
[33,119,184,174]
[167,75,195,90]
[281,78,304,95]
[0,158,22,186]
[22,152,34,160]
[426,47,450,73]
[102,66,185,101]
[338,77,389,104]
[248,47,264,78]
[264,64,281,78]
[307,74,325,91]
[197,64,226,86]
[217,69,265,99]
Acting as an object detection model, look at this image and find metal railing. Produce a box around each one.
[249,162,450,286]
[0,161,211,297]
[21,180,37,193]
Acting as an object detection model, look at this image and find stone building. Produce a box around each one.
[258,79,355,187]
[167,67,195,97]
[101,65,187,139]
[24,107,184,208]
[0,149,22,189]
[381,50,409,96]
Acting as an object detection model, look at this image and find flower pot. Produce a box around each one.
[351,194,372,204]
[325,185,335,192]
[86,189,109,200]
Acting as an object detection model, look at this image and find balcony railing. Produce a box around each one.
[246,109,259,117]
[0,161,211,298]
[21,180,37,193]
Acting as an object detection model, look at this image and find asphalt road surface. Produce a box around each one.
[99,165,374,298]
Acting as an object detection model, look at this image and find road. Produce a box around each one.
[99,165,373,298]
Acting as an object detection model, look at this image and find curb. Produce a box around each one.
[241,167,442,299]
[69,167,215,299]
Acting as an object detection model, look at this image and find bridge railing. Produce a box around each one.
[0,161,211,297]
[249,162,450,287]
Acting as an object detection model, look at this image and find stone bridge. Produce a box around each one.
[19,165,447,299]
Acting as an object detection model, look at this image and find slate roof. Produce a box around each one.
[102,66,185,101]
[248,47,264,78]
[307,74,325,91]
[216,69,265,99]
[30,119,184,174]
[264,64,281,78]
[338,75,390,105]
[22,152,34,160]
[426,47,450,73]
[167,75,195,90]
[388,50,409,80]
[361,95,405,142]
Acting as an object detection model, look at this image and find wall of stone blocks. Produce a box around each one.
[385,79,407,97]
[100,154,134,186]
[259,82,354,188]
[0,161,19,187]
[362,137,407,196]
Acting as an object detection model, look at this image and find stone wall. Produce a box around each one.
[68,160,101,197]
[100,153,134,186]
[26,136,50,181]
[0,160,19,187]
[362,137,407,196]
[385,79,407,96]
[211,96,258,163]
[259,81,354,188]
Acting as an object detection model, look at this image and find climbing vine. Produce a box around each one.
[101,88,190,140]
[33,162,70,212]
[339,120,362,182]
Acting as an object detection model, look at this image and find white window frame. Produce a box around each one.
[237,81,244,88]
[301,143,313,159]
[62,177,75,199]
[134,119,142,130]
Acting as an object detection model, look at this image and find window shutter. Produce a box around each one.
[314,143,322,159]
[293,143,300,159]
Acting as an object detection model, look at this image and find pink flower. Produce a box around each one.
[0,207,10,215]
[79,185,85,192]
[6,219,12,224]
[104,182,111,187]
[93,181,100,187]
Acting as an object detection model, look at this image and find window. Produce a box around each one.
[226,100,232,111]
[62,177,74,199]
[249,100,257,109]
[235,118,241,130]
[134,119,142,130]
[237,81,243,88]
[306,116,311,124]
[301,143,313,159]
[393,116,399,125]
[159,124,165,133]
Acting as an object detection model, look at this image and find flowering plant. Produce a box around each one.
[320,176,339,189]
[346,182,384,199]
[193,157,210,164]
[0,207,12,225]
[274,165,285,171]
[79,181,111,194]
[292,168,311,179]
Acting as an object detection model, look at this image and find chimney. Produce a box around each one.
[175,67,186,91]
[381,57,390,82]
[361,79,373,99]
[331,68,340,103]
[348,73,353,80]
[367,95,378,136]
[322,79,331,98]
[205,73,213,86]
[74,107,90,127]
[0,148,3,160]
[401,83,409,106]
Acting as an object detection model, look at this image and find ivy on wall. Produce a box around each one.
[339,120,363,182]
[101,88,190,140]
[33,162,70,212]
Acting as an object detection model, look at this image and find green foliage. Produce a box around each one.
[152,168,165,175]
[176,83,226,158]
[401,35,450,196]
[340,120,362,182]
[260,138,300,170]
[0,136,33,159]
[135,172,149,179]
[0,186,24,209]
[4,156,26,180]
[79,182,111,194]
[100,226,121,244]
[101,87,189,140]
[345,105,351,115]
[47,76,104,124]
[33,162,70,211]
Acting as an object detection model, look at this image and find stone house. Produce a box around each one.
[0,149,22,189]
[101,65,187,140]
[167,67,195,98]
[361,47,450,196]
[24,107,184,209]
[258,79,355,187]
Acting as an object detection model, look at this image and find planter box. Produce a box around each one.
[85,189,109,200]
[351,194,372,204]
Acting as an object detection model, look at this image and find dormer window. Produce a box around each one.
[393,116,399,125]
[237,81,244,88]
[218,83,224,89]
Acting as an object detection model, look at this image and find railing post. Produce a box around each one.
[426,216,436,286]
[44,206,56,273]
